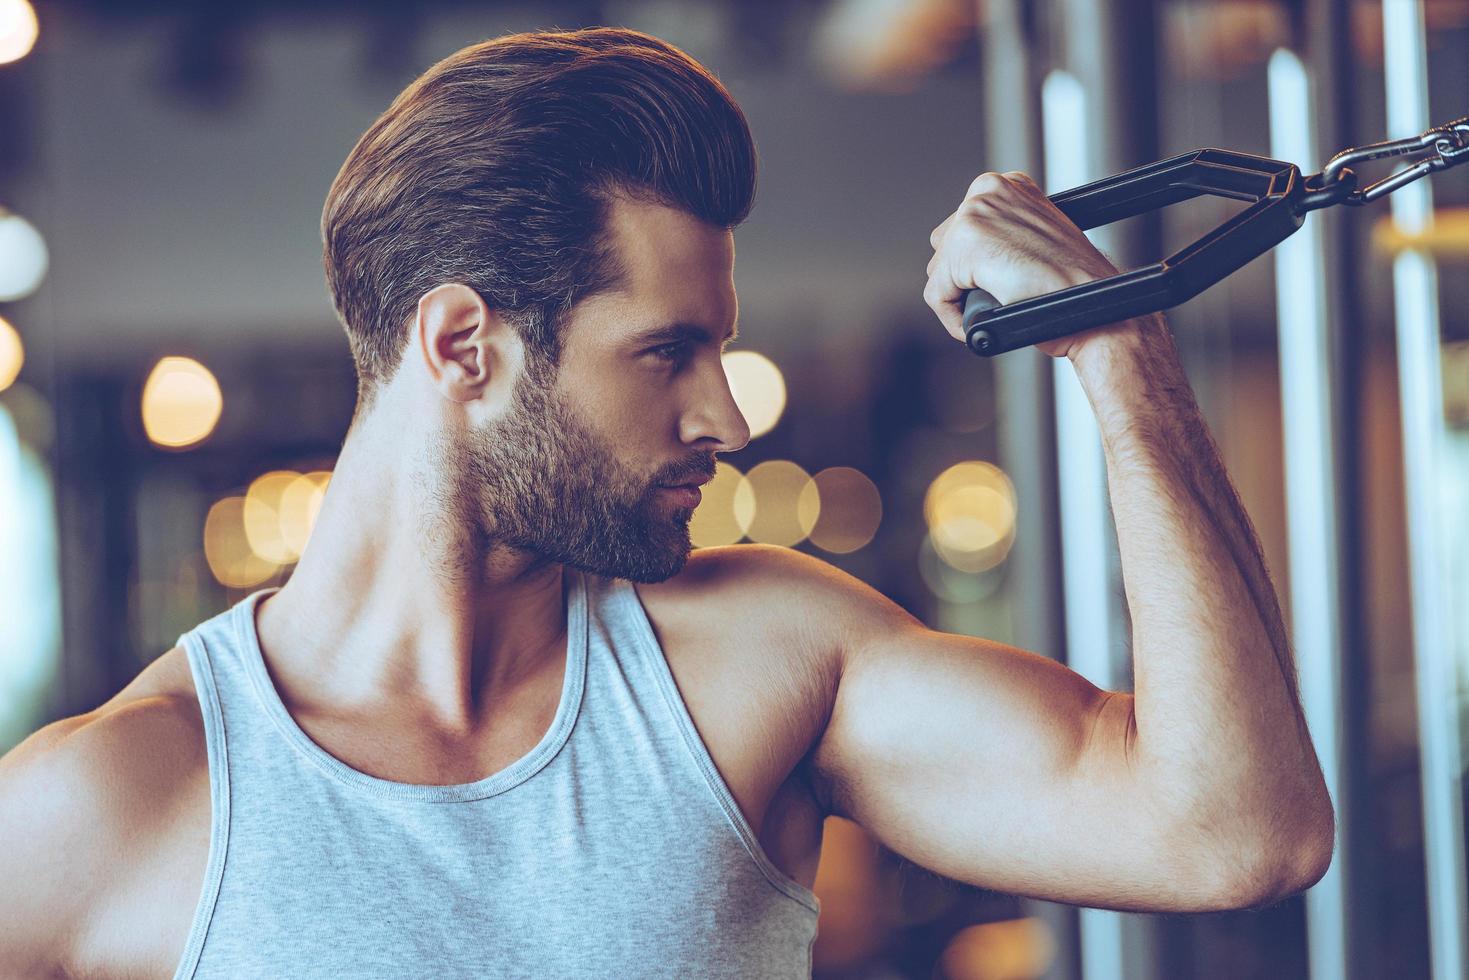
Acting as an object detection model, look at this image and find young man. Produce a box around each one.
[0,26,1332,979]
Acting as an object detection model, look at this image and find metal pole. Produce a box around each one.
[979,4,1079,977]
[1047,0,1160,975]
[1381,2,1469,978]
[1265,46,1352,980]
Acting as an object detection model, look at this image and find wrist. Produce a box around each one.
[1067,313,1176,385]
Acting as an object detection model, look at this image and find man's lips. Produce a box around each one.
[658,484,703,507]
[658,474,713,489]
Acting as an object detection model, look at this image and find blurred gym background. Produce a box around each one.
[1,0,1466,978]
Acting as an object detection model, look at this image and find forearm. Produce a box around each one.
[1070,315,1332,858]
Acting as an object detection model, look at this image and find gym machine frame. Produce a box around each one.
[961,116,1469,356]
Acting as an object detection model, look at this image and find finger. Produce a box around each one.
[922,263,967,343]
[929,213,955,250]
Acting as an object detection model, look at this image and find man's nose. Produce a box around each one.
[681,367,751,452]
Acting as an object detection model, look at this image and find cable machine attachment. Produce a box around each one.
[961,116,1469,356]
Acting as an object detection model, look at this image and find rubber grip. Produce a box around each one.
[962,287,1003,354]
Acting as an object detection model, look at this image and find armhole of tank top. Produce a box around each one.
[171,631,231,980]
[619,580,820,917]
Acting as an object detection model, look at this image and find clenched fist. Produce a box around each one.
[924,170,1133,360]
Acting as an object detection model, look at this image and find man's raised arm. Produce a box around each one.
[1064,310,1333,872]
[798,168,1333,914]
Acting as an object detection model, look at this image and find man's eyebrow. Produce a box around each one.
[630,321,740,345]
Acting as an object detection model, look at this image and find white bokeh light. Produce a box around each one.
[0,0,38,66]
[0,210,48,301]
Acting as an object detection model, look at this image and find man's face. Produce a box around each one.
[453,195,751,583]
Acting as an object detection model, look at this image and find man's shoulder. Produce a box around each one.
[0,649,208,973]
[644,543,920,656]
[1,646,208,847]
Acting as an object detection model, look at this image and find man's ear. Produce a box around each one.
[414,283,520,407]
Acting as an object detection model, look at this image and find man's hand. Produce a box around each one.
[923,170,1134,360]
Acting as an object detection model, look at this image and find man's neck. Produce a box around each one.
[253,421,569,734]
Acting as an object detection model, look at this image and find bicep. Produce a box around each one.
[811,622,1231,913]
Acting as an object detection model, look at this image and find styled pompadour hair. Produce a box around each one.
[322,27,758,415]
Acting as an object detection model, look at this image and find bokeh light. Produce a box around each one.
[918,533,1007,604]
[0,315,22,392]
[689,461,750,547]
[803,467,882,554]
[0,209,48,300]
[0,0,38,66]
[204,496,280,589]
[278,470,332,558]
[741,460,818,547]
[923,460,1017,573]
[244,471,305,564]
[722,349,787,438]
[141,356,224,450]
[0,381,54,452]
[937,916,1056,980]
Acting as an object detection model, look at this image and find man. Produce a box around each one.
[0,26,1332,979]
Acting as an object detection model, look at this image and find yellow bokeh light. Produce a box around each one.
[923,460,1017,572]
[0,0,38,66]
[803,467,882,554]
[938,917,1056,980]
[278,470,332,557]
[244,470,304,564]
[742,460,817,547]
[204,496,280,589]
[722,350,787,439]
[0,315,23,392]
[689,462,749,547]
[141,356,224,450]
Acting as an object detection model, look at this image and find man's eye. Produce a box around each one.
[649,342,691,364]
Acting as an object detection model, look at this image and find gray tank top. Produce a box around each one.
[170,568,819,978]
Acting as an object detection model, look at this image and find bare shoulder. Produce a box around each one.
[639,545,920,810]
[0,647,207,976]
[650,542,920,651]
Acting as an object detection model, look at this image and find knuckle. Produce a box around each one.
[966,171,1006,197]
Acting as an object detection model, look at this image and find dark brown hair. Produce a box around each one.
[322,27,758,416]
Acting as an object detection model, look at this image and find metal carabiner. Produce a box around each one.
[1316,117,1469,205]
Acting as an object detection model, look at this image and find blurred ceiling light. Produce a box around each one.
[244,470,304,564]
[722,349,787,439]
[141,356,224,450]
[811,0,977,92]
[204,495,279,589]
[0,315,22,392]
[0,0,37,66]
[923,460,1017,572]
[742,460,818,547]
[278,470,332,558]
[689,461,750,547]
[0,209,48,301]
[803,467,883,554]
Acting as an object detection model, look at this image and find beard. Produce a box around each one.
[431,352,705,585]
